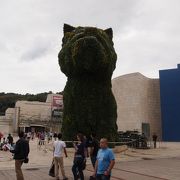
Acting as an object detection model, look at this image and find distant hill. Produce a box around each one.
[0,91,63,115]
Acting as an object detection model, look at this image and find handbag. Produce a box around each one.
[89,176,96,180]
[24,157,29,163]
[49,161,55,177]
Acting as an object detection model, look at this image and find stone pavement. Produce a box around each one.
[1,157,180,180]
[1,140,180,180]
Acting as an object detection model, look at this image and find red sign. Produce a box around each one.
[52,95,63,109]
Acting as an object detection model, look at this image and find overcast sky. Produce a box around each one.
[0,0,180,94]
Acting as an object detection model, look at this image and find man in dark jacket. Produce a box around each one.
[7,133,14,145]
[11,131,30,180]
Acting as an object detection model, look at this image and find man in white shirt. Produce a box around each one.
[53,133,68,180]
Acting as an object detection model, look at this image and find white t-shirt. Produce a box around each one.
[53,140,66,157]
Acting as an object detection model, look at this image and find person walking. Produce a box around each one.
[53,133,68,180]
[72,133,86,180]
[7,133,14,145]
[93,138,115,180]
[54,132,58,141]
[89,133,99,168]
[152,133,158,148]
[10,131,29,180]
[0,132,3,143]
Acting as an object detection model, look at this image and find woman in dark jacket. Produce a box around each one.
[72,133,86,180]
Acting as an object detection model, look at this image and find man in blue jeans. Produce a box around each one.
[93,138,115,180]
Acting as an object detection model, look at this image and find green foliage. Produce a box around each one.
[0,93,19,115]
[58,24,118,141]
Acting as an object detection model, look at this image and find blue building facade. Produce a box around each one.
[159,64,180,141]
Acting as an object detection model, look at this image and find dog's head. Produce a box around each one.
[58,24,117,78]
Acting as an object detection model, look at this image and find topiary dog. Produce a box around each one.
[58,24,117,141]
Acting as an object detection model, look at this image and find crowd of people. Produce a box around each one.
[0,130,159,180]
[0,133,14,151]
[1,130,115,180]
[51,132,115,180]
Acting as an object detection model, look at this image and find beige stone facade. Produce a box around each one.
[0,94,63,134]
[112,73,162,139]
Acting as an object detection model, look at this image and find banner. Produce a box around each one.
[52,95,63,117]
[52,95,63,108]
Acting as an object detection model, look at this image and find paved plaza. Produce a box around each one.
[1,139,180,180]
[1,157,180,180]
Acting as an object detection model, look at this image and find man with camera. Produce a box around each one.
[10,131,29,180]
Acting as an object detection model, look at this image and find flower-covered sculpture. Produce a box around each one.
[58,24,117,141]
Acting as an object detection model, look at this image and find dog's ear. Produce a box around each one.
[63,24,75,34]
[104,28,113,40]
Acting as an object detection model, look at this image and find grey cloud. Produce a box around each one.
[20,37,53,62]
[0,41,8,52]
[21,45,49,62]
